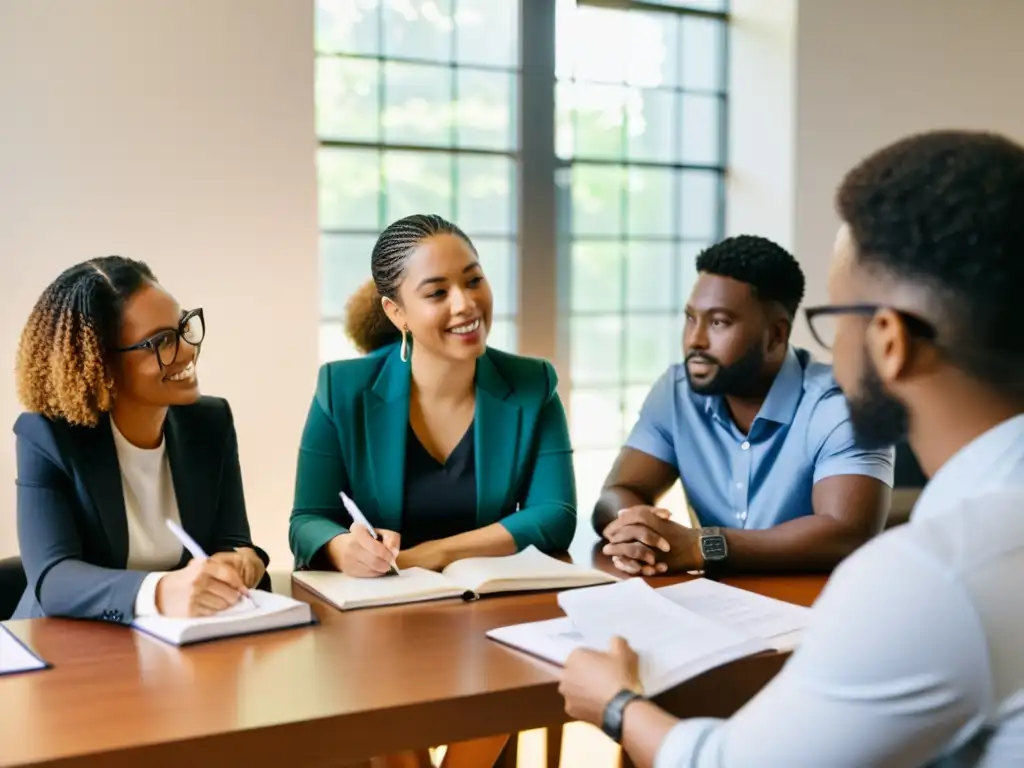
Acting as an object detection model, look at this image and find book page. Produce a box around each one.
[656,578,812,641]
[0,625,46,676]
[441,546,615,593]
[554,579,770,695]
[292,567,469,610]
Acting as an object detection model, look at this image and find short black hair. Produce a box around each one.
[836,129,1024,393]
[695,235,805,318]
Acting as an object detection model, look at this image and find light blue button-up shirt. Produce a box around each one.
[625,346,894,528]
[653,414,1024,767]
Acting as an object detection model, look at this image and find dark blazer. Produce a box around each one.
[289,343,578,568]
[12,397,269,624]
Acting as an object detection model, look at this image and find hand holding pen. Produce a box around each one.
[326,492,402,578]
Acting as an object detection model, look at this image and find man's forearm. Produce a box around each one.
[620,700,682,768]
[723,515,872,572]
[593,487,650,536]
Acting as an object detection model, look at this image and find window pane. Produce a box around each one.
[680,241,707,301]
[316,0,380,56]
[555,0,579,81]
[627,167,674,238]
[456,155,514,236]
[318,148,380,230]
[679,93,722,165]
[573,84,627,159]
[454,0,518,68]
[573,7,629,84]
[627,89,677,164]
[572,164,624,236]
[383,0,453,62]
[320,321,360,363]
[383,151,453,222]
[475,237,516,317]
[572,241,623,313]
[571,389,624,449]
[455,70,516,151]
[681,16,725,92]
[488,317,517,352]
[624,384,654,429]
[574,449,622,512]
[679,170,720,241]
[316,57,380,142]
[571,316,623,386]
[320,233,377,317]
[626,242,675,312]
[627,11,679,89]
[626,313,678,382]
[555,81,575,159]
[383,62,452,146]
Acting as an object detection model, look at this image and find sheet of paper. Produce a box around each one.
[656,578,812,640]
[556,579,770,692]
[0,625,46,676]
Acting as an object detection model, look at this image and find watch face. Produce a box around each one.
[701,535,727,560]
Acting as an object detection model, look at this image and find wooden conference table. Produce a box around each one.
[0,541,827,767]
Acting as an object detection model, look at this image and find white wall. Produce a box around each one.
[0,0,319,564]
[728,0,1024,349]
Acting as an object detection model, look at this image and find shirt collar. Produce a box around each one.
[700,346,804,427]
[912,413,1024,523]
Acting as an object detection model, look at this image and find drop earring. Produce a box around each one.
[400,326,410,362]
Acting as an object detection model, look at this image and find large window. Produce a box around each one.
[315,0,521,361]
[314,0,729,515]
[557,0,728,510]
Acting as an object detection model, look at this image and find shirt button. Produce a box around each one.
[741,441,750,450]
[736,481,744,488]
[739,511,747,521]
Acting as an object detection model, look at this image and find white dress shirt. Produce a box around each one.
[109,418,183,617]
[655,415,1024,767]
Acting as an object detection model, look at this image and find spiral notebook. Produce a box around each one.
[0,624,49,677]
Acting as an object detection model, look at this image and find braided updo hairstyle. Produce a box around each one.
[344,213,476,354]
[16,256,156,426]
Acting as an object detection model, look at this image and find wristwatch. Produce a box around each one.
[698,526,728,572]
[601,689,644,742]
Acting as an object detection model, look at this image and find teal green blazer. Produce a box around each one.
[288,343,577,568]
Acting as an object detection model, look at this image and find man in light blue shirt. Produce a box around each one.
[561,129,1024,766]
[595,235,894,576]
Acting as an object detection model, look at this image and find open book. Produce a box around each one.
[292,545,617,611]
[487,578,811,697]
[0,625,49,677]
[131,590,316,647]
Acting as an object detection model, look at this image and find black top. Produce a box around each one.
[401,422,478,549]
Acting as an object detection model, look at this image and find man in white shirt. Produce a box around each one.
[557,129,1024,767]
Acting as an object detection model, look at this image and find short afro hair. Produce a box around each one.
[836,129,1024,393]
[695,235,805,319]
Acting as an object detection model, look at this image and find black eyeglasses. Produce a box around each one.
[804,304,936,350]
[117,308,205,368]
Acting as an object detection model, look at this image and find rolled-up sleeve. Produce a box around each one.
[650,532,989,767]
[624,368,678,466]
[810,390,894,487]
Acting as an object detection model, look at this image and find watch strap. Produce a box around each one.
[601,689,644,742]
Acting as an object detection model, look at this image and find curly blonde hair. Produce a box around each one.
[342,213,476,355]
[16,257,155,426]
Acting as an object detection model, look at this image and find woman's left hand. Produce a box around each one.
[396,541,450,572]
[211,547,266,588]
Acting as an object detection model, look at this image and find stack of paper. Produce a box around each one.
[486,578,812,697]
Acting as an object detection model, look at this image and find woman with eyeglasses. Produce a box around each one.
[10,256,269,623]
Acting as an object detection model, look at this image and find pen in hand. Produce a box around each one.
[339,492,401,576]
[165,519,256,610]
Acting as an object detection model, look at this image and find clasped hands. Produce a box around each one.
[155,547,265,618]
[327,525,449,577]
[601,505,703,576]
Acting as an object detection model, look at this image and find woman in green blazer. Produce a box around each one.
[289,213,577,580]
